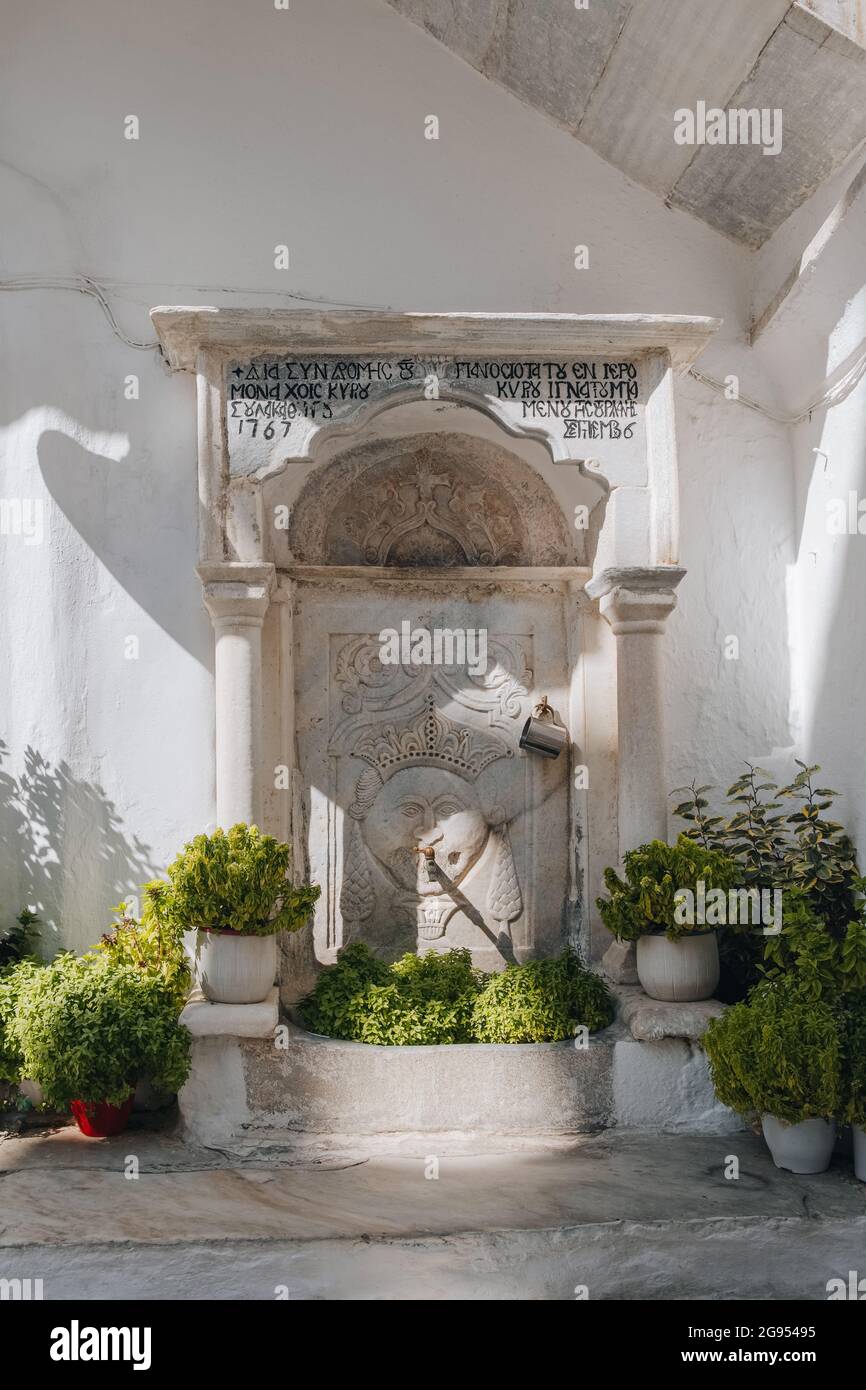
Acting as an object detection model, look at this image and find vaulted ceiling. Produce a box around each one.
[386,0,866,247]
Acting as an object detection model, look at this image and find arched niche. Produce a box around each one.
[283,431,582,568]
[266,427,590,981]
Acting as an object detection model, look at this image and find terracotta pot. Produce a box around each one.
[635,930,719,1002]
[761,1114,836,1174]
[70,1095,134,1138]
[197,930,276,1004]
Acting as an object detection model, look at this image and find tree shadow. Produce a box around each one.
[0,740,157,956]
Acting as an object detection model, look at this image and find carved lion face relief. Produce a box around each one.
[361,768,490,895]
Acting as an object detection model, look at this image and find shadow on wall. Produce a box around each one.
[0,741,158,956]
[1,397,210,663]
[34,411,210,661]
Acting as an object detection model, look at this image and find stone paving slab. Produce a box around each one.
[1,1128,863,1248]
[2,1127,864,1299]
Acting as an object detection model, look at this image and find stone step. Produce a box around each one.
[2,1128,864,1300]
[178,986,736,1147]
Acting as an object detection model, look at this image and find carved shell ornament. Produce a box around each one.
[285,432,576,567]
[341,456,514,566]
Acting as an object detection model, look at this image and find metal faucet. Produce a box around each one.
[413,844,440,881]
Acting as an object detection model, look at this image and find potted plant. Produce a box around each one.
[596,835,736,1001]
[704,977,842,1173]
[14,953,191,1137]
[158,824,320,1004]
[673,763,866,1002]
[843,991,866,1182]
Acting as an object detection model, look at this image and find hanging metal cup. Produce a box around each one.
[518,696,567,759]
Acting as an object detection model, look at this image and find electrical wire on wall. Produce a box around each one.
[0,274,392,351]
[2,273,865,426]
[691,350,866,427]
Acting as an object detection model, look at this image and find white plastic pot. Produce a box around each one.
[761,1114,836,1174]
[635,930,719,1002]
[853,1125,866,1182]
[197,931,277,1004]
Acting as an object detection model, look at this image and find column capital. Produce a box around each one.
[585,565,686,634]
[197,561,275,627]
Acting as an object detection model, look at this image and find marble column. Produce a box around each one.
[197,562,275,829]
[585,565,686,982]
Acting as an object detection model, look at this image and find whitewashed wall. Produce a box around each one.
[0,0,816,952]
[752,159,866,853]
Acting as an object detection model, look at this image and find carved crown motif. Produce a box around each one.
[351,695,512,785]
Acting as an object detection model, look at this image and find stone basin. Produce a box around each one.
[178,990,737,1149]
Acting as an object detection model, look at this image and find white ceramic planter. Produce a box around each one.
[761,1114,837,1174]
[853,1125,866,1182]
[197,931,277,1004]
[635,930,719,1002]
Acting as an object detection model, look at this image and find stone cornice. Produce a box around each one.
[585,565,686,634]
[151,308,721,374]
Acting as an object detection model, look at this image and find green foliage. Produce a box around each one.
[0,910,41,968]
[92,887,191,1014]
[703,976,843,1124]
[596,835,737,942]
[842,991,866,1129]
[301,943,613,1046]
[156,823,320,938]
[471,950,614,1043]
[761,889,866,1001]
[302,943,482,1045]
[14,953,191,1107]
[0,959,44,1085]
[674,762,866,1002]
[673,761,864,930]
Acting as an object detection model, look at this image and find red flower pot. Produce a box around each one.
[70,1095,134,1137]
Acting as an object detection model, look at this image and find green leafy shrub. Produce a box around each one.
[14,953,191,1107]
[302,943,482,1045]
[675,763,866,1002]
[703,976,843,1125]
[0,959,44,1085]
[843,990,866,1129]
[156,824,320,938]
[0,910,41,968]
[761,889,866,1001]
[301,944,613,1046]
[596,835,737,942]
[674,761,864,931]
[301,942,392,1038]
[471,950,613,1043]
[93,887,191,1013]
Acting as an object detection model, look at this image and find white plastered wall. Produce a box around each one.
[0,0,801,951]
